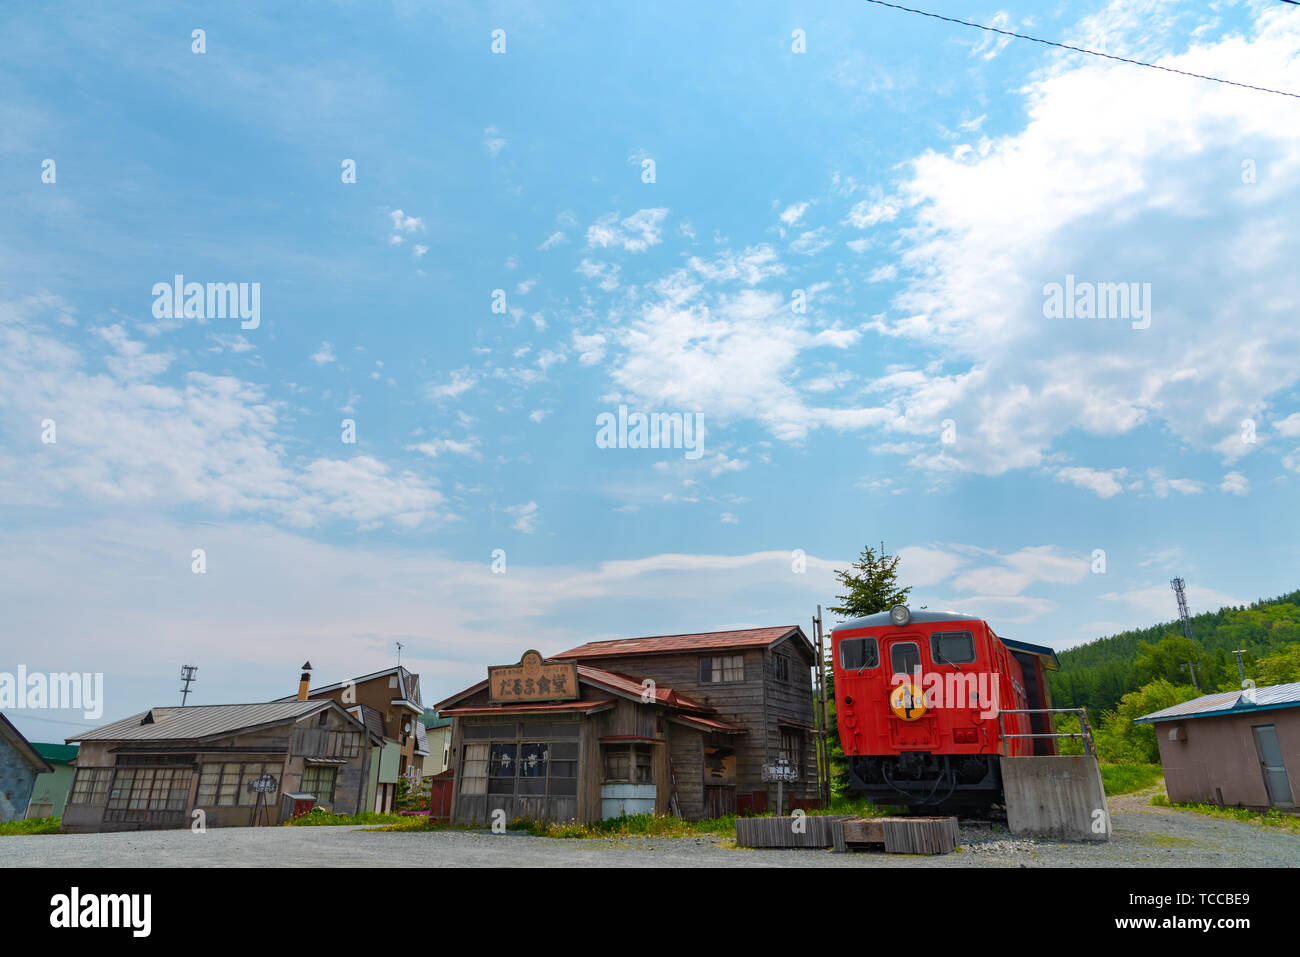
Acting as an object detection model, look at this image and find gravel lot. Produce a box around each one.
[5,789,1297,867]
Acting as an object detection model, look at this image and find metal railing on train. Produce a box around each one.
[996,707,1095,757]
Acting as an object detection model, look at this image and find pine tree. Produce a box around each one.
[822,542,911,795]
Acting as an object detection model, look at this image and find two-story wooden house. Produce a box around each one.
[275,664,427,811]
[435,626,817,825]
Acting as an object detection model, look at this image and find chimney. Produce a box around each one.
[297,661,313,701]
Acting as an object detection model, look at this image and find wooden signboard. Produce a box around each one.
[489,650,578,703]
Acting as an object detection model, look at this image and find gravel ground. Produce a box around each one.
[4,788,1297,867]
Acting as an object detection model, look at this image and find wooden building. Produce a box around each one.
[0,713,53,822]
[61,700,380,832]
[274,660,426,795]
[435,626,818,825]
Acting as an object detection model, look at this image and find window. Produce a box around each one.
[839,637,879,670]
[68,767,112,806]
[779,730,804,774]
[389,675,398,689]
[930,631,976,665]
[461,742,489,795]
[327,730,363,758]
[774,655,790,682]
[196,762,281,807]
[462,728,578,797]
[488,744,517,794]
[700,655,744,683]
[890,641,921,676]
[602,744,652,783]
[106,766,192,812]
[302,766,337,803]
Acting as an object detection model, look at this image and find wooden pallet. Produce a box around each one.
[734,814,856,848]
[832,816,959,855]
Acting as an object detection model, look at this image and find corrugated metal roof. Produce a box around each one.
[414,721,429,755]
[554,626,802,659]
[67,701,330,742]
[1135,680,1300,723]
[32,742,79,763]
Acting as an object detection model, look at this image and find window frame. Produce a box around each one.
[890,641,921,677]
[929,630,977,666]
[700,654,745,684]
[68,767,112,806]
[839,637,880,671]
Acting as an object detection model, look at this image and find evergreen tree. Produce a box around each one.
[822,543,911,795]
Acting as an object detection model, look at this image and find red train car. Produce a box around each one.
[831,605,1060,811]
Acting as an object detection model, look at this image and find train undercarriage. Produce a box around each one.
[849,752,1004,813]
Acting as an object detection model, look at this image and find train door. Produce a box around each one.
[884,636,937,750]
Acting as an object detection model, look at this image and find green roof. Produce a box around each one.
[33,742,79,763]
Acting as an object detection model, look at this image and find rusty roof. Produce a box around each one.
[554,625,806,660]
[667,713,746,734]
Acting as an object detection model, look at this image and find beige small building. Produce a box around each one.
[1136,680,1300,810]
[62,700,379,832]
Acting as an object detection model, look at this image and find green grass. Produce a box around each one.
[1100,763,1164,796]
[283,809,408,827]
[1149,795,1300,834]
[0,816,61,835]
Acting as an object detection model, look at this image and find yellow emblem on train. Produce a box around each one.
[889,682,927,721]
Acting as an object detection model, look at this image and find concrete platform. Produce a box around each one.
[1000,755,1111,841]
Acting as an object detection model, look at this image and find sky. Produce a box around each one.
[3,0,1299,741]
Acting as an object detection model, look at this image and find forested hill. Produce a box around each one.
[1047,589,1300,717]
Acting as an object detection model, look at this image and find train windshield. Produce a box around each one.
[930,630,976,665]
[890,641,921,675]
[839,637,879,670]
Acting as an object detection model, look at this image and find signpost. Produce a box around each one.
[761,758,799,816]
[247,772,277,827]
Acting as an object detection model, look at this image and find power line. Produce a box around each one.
[861,0,1300,101]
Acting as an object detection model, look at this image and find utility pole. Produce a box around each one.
[179,665,198,706]
[1180,661,1200,691]
[813,605,830,807]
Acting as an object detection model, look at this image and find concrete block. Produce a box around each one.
[1000,755,1111,842]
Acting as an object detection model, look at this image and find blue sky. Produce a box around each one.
[4,0,1300,741]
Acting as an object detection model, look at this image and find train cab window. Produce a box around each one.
[839,637,879,670]
[890,642,921,676]
[930,630,976,665]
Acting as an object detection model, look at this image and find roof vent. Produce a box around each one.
[141,709,158,725]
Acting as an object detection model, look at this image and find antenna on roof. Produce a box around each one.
[396,640,403,666]
[179,665,198,706]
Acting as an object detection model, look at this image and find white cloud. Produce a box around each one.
[779,202,809,226]
[586,208,669,253]
[311,341,337,365]
[1055,466,1126,498]
[538,231,567,250]
[0,295,444,529]
[483,125,506,156]
[1220,470,1249,495]
[425,368,477,400]
[506,501,539,533]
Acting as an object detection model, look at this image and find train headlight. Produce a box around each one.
[889,604,910,627]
